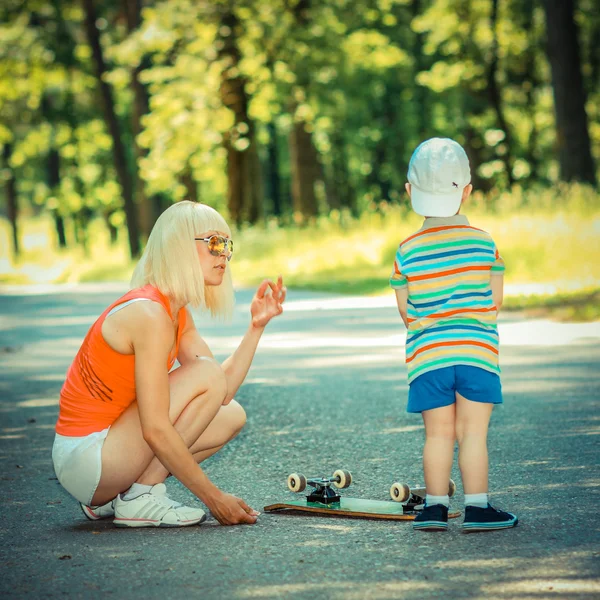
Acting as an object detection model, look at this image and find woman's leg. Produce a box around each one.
[91,358,245,505]
[160,401,247,480]
[455,392,493,494]
[422,404,456,496]
[189,401,246,460]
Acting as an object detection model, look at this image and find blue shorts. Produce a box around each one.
[408,365,502,413]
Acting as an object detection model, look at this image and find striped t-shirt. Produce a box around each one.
[389,215,505,384]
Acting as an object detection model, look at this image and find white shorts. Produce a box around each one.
[52,428,110,506]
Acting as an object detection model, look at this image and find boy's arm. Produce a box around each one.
[390,245,408,327]
[491,273,504,311]
[394,287,409,328]
[491,242,505,312]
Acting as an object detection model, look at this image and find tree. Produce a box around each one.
[82,0,141,257]
[542,0,596,184]
[123,0,163,238]
[218,8,263,225]
[2,144,19,256]
[488,0,514,186]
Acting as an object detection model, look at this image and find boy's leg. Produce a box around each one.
[422,404,456,496]
[413,404,455,531]
[409,368,456,530]
[456,391,518,531]
[455,392,493,494]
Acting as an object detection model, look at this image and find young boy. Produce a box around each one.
[390,138,518,533]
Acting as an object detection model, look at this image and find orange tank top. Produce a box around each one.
[56,285,187,437]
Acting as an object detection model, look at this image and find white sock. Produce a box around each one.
[465,493,488,508]
[426,494,449,507]
[122,483,153,500]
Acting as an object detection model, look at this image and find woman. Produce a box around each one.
[52,201,286,527]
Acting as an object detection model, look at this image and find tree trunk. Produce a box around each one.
[589,17,600,96]
[180,168,198,203]
[47,146,67,248]
[131,59,154,237]
[267,121,283,217]
[369,138,392,204]
[3,143,19,258]
[124,0,161,237]
[74,208,93,256]
[542,0,596,184]
[49,0,87,247]
[288,0,327,219]
[464,125,491,192]
[331,128,357,215]
[105,211,119,245]
[289,119,328,218]
[489,0,514,186]
[54,211,67,248]
[83,0,141,256]
[522,0,540,183]
[46,129,68,248]
[218,10,263,225]
[367,101,395,204]
[289,119,321,218]
[412,0,430,139]
[42,93,68,249]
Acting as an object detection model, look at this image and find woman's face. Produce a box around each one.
[195,230,232,286]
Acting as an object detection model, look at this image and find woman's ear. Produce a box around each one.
[405,183,412,198]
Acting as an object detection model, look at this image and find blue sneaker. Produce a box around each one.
[462,503,518,532]
[413,503,448,531]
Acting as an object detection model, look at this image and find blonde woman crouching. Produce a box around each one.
[52,201,286,527]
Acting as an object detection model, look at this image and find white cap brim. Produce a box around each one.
[410,185,462,218]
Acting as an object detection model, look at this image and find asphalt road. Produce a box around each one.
[1,284,599,599]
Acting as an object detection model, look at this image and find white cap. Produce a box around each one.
[407,138,471,218]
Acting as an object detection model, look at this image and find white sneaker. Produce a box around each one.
[113,483,206,528]
[80,499,115,521]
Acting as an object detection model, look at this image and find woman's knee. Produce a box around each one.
[226,400,247,436]
[189,356,228,399]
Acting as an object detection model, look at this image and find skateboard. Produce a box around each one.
[264,470,461,521]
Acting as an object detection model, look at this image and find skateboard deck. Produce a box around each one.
[264,497,461,521]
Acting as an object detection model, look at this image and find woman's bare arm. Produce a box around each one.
[178,278,286,404]
[130,303,255,524]
[177,310,262,405]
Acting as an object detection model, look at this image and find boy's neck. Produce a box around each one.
[422,214,469,228]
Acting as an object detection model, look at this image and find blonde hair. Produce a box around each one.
[131,201,234,319]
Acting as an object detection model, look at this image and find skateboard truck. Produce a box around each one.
[398,491,426,514]
[287,470,352,505]
[389,479,457,514]
[306,477,341,504]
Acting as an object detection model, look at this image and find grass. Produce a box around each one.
[1,184,599,321]
[502,288,600,322]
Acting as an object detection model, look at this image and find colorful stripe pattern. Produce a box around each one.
[390,216,504,383]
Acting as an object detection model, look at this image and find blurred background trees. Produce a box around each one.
[1,0,598,259]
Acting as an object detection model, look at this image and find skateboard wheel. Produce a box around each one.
[390,482,410,503]
[287,473,307,493]
[332,469,352,489]
[448,478,456,498]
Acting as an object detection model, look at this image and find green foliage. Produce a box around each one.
[3,186,599,319]
[0,0,598,260]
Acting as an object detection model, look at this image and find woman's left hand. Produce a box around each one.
[250,276,287,329]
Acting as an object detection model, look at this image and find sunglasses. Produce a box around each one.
[195,235,234,260]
